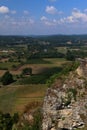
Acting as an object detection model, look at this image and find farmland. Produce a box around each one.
[0,84,47,114]
[0,57,67,114]
[0,35,87,114]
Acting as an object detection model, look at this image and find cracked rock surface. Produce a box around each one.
[42,71,87,130]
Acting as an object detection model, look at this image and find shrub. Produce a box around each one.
[1,71,14,85]
[68,88,77,101]
[0,112,19,130]
[22,68,32,76]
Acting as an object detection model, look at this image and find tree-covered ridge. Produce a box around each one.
[0,35,87,46]
[0,36,38,45]
[37,34,87,45]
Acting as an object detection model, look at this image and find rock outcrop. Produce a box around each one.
[42,71,87,130]
[76,58,87,77]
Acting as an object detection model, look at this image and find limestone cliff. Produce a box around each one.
[42,63,87,130]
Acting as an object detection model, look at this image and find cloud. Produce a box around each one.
[0,6,9,14]
[41,16,58,26]
[45,6,57,14]
[59,8,87,24]
[23,10,29,15]
[0,15,35,30]
[4,15,10,19]
[84,9,87,13]
[11,18,34,26]
[41,8,87,27]
[0,16,35,35]
[0,6,16,15]
[1,6,87,35]
[72,8,87,22]
[45,19,58,26]
[41,16,48,21]
[11,10,16,14]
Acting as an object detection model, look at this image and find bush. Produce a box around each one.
[66,50,75,61]
[0,112,19,130]
[22,68,32,76]
[1,71,14,85]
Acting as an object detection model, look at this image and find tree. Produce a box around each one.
[0,112,13,130]
[22,68,32,76]
[1,71,14,85]
[66,50,75,61]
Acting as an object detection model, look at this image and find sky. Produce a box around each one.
[0,0,87,35]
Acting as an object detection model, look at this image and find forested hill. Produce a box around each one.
[0,36,39,45]
[36,34,87,45]
[0,35,87,46]
[36,34,87,41]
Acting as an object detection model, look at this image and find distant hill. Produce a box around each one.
[36,34,87,43]
[0,34,87,46]
[0,36,39,45]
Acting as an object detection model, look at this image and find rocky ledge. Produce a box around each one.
[42,71,87,130]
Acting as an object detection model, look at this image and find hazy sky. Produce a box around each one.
[0,0,87,35]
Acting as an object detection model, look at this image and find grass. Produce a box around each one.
[56,47,67,54]
[0,84,47,114]
[0,58,68,114]
[0,58,67,76]
[26,58,66,66]
[17,67,62,85]
[0,62,20,70]
[26,58,51,64]
[44,58,67,64]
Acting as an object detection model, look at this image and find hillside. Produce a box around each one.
[42,59,87,130]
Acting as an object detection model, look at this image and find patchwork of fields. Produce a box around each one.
[0,84,47,114]
[0,58,67,114]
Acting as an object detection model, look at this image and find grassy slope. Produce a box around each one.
[0,84,47,114]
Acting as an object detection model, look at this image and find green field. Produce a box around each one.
[0,58,67,76]
[56,47,67,54]
[0,58,68,114]
[25,58,67,66]
[0,84,47,114]
[0,62,20,70]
